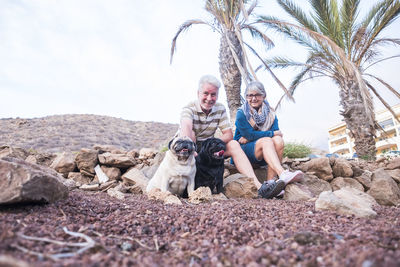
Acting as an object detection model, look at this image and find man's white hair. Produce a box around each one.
[198,75,221,92]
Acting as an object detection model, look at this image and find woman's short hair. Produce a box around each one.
[198,75,221,91]
[245,81,266,98]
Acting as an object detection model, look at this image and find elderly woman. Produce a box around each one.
[234,81,304,198]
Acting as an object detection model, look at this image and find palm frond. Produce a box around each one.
[233,24,258,81]
[340,0,360,54]
[239,0,248,20]
[258,15,337,61]
[310,0,342,45]
[245,42,294,101]
[360,0,388,29]
[241,24,274,49]
[356,0,400,65]
[365,80,400,123]
[258,17,352,73]
[364,73,400,99]
[276,0,318,31]
[222,29,251,84]
[364,54,400,70]
[170,19,210,64]
[246,0,258,17]
[262,56,305,69]
[275,66,325,110]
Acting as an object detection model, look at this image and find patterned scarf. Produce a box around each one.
[240,100,275,131]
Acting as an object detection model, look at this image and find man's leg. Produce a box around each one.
[225,140,262,189]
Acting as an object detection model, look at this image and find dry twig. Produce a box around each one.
[17,227,96,260]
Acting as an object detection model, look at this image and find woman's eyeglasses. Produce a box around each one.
[246,93,263,99]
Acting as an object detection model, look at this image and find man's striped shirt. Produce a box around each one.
[180,100,231,141]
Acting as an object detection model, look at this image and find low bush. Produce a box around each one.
[283,142,312,159]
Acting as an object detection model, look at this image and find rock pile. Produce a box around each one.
[1,144,400,218]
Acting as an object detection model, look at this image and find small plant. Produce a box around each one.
[283,142,312,159]
[160,146,168,153]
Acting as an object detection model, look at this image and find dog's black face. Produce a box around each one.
[198,138,226,163]
[195,138,226,194]
[168,137,196,161]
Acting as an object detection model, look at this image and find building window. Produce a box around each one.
[379,119,394,129]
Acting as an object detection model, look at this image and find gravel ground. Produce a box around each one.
[1,190,399,267]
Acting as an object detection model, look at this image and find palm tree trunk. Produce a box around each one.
[339,78,376,160]
[219,30,242,126]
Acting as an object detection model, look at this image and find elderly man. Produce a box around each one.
[179,74,285,199]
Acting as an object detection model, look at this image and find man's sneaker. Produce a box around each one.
[279,170,304,185]
[258,180,286,199]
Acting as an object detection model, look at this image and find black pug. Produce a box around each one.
[195,137,226,194]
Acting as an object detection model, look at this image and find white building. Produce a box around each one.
[328,103,400,158]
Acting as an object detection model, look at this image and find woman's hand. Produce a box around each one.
[274,130,283,137]
[239,137,249,144]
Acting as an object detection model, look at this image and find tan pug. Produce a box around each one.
[146,136,196,196]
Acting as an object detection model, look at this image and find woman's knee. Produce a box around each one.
[258,137,273,147]
[272,136,284,149]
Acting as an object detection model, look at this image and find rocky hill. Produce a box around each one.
[0,114,179,153]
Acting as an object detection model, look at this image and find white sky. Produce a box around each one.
[1,0,399,150]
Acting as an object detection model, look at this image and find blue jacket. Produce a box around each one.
[234,109,279,142]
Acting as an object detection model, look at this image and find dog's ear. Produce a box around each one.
[168,138,174,150]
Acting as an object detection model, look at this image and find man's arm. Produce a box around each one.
[180,117,196,142]
[220,128,233,144]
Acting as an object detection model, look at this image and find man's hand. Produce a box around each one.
[274,130,283,137]
[238,137,249,144]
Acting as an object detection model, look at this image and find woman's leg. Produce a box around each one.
[225,140,262,189]
[254,137,284,180]
[272,136,284,162]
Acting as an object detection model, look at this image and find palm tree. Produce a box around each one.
[258,0,400,159]
[170,0,292,123]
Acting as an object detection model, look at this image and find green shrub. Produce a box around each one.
[160,146,168,153]
[283,142,312,159]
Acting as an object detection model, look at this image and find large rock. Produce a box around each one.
[79,180,117,191]
[50,152,76,177]
[121,168,149,193]
[94,165,109,183]
[354,171,372,191]
[141,152,166,179]
[139,148,157,159]
[223,174,257,199]
[387,169,400,183]
[67,172,92,187]
[330,177,364,192]
[386,158,400,170]
[107,186,126,200]
[332,158,353,178]
[75,148,98,176]
[315,188,377,218]
[350,162,364,177]
[367,168,400,206]
[0,146,28,160]
[283,183,314,201]
[98,152,136,168]
[93,144,126,154]
[301,174,332,197]
[188,186,212,204]
[147,188,182,205]
[301,158,333,181]
[100,166,121,180]
[0,157,68,205]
